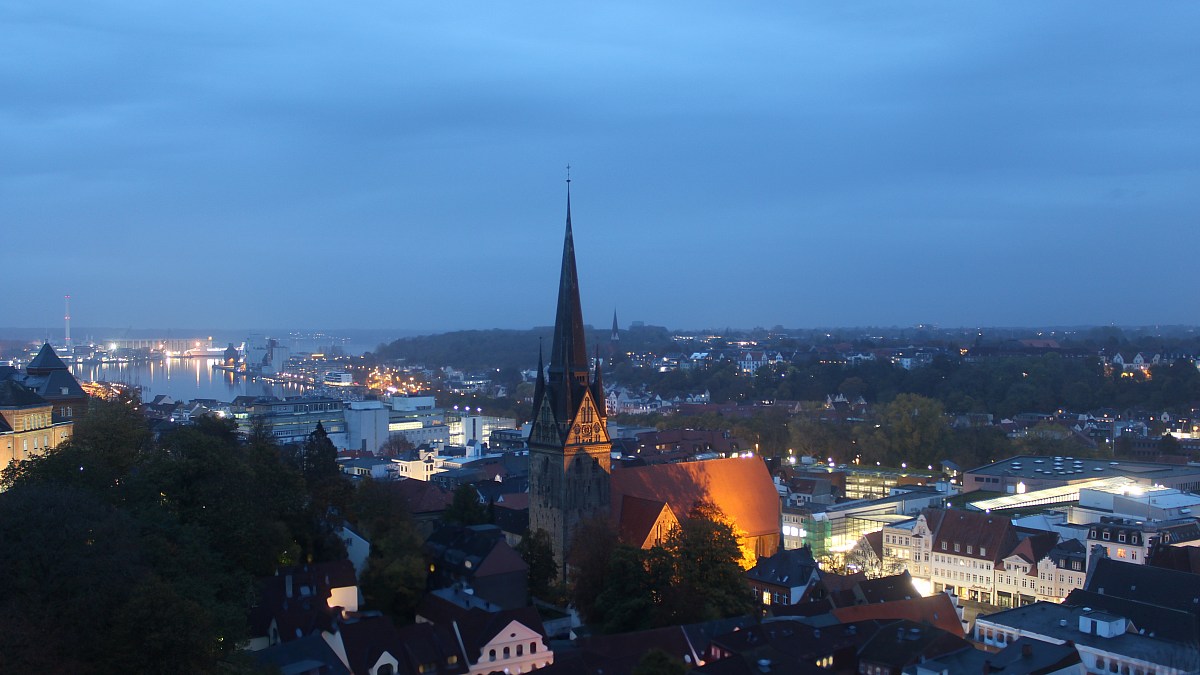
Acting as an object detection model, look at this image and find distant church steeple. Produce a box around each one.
[611,310,620,343]
[528,175,612,578]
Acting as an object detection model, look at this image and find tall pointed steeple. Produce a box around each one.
[548,179,590,388]
[611,310,620,343]
[527,173,612,579]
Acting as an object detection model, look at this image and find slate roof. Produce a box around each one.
[0,380,48,407]
[393,621,470,675]
[1085,556,1200,615]
[24,369,87,400]
[979,601,1200,670]
[855,571,920,604]
[855,619,971,670]
[915,636,1081,675]
[26,343,68,373]
[337,614,405,675]
[1063,588,1199,645]
[425,524,526,581]
[745,546,818,589]
[252,633,351,675]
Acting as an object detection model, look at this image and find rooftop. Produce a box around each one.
[978,602,1200,668]
[968,454,1200,483]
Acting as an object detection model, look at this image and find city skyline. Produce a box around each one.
[4,3,1198,331]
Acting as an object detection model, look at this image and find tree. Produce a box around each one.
[870,394,949,466]
[378,434,414,457]
[650,503,755,625]
[297,422,352,561]
[517,528,559,602]
[569,517,621,622]
[349,480,428,624]
[586,503,754,633]
[444,484,489,526]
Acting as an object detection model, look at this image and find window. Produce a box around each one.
[517,645,523,657]
[1103,532,1110,540]
[941,542,947,550]
[489,649,496,662]
[980,547,986,556]
[1117,548,1127,559]
[503,647,510,659]
[531,642,538,654]
[954,543,961,552]
[1119,533,1126,542]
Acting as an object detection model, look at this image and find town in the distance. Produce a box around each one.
[4,201,1200,674]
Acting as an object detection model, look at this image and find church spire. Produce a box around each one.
[548,172,589,390]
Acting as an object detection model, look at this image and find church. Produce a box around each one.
[527,184,780,574]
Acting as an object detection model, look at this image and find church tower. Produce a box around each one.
[528,181,612,576]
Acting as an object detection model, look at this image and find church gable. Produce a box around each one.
[529,397,561,446]
[565,389,609,447]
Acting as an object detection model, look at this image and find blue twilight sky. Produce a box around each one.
[2,2,1198,333]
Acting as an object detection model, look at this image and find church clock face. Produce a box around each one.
[574,422,598,444]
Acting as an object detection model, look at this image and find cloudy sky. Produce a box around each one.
[3,2,1197,333]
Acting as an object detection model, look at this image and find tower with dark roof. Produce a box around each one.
[10,343,88,421]
[527,182,611,576]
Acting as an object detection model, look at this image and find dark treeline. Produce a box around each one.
[618,354,1200,418]
[0,396,428,674]
[371,325,676,371]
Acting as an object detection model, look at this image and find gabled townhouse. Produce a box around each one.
[415,590,553,674]
[1033,538,1088,604]
[906,509,1020,605]
[993,532,1059,609]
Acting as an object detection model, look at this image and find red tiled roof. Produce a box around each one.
[925,509,1016,564]
[617,495,676,548]
[611,457,780,539]
[831,593,965,637]
[394,479,454,515]
[474,540,528,578]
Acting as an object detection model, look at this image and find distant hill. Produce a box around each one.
[372,324,674,371]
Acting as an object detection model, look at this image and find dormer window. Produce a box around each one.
[1103,532,1110,541]
[1132,535,1139,544]
[1118,533,1126,543]
[941,542,947,550]
[980,547,987,556]
[967,545,973,554]
[954,543,961,553]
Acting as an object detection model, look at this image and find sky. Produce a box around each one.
[3,2,1198,334]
